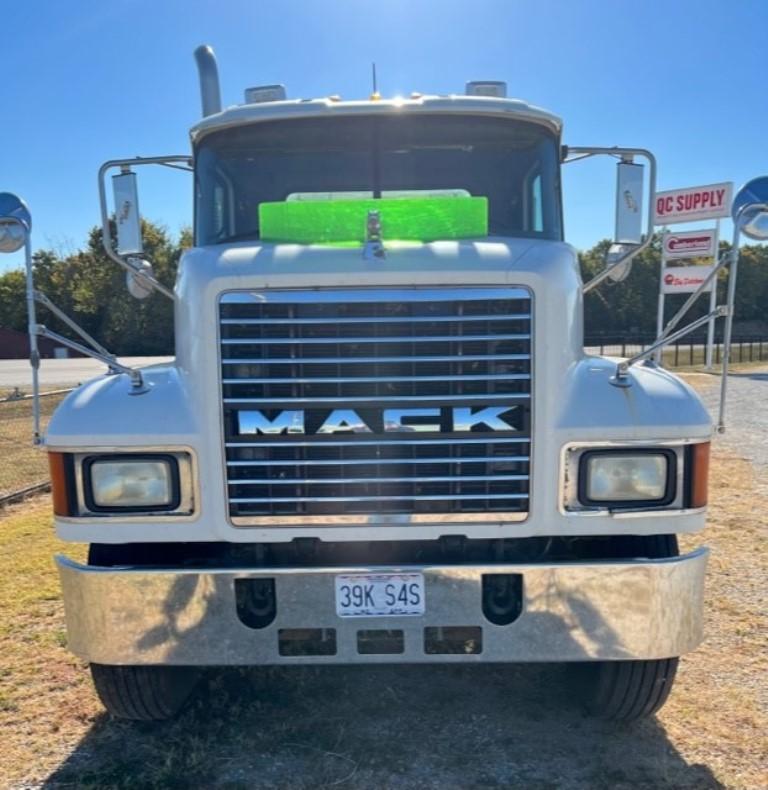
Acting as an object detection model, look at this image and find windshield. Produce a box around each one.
[195,114,562,245]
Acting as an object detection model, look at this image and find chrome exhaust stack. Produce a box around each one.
[194,45,222,117]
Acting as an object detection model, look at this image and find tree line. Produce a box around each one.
[580,236,768,339]
[0,221,766,355]
[0,222,190,356]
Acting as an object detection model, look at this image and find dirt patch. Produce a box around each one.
[1,447,766,789]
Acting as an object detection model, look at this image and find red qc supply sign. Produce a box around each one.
[654,183,733,225]
[662,229,717,260]
[662,265,716,294]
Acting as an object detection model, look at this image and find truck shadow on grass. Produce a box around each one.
[44,662,724,789]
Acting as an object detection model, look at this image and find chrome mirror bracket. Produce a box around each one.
[609,306,728,389]
[564,147,657,294]
[98,156,192,302]
[35,325,150,395]
[609,364,632,388]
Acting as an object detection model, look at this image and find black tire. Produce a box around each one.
[584,657,679,721]
[87,544,200,721]
[581,534,680,721]
[90,663,200,721]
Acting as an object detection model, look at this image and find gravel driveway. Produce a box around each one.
[691,366,768,492]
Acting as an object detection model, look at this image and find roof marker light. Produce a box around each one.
[465,81,507,98]
[244,85,287,104]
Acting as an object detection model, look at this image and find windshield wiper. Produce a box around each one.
[216,229,260,244]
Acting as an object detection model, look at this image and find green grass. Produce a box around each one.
[0,392,68,498]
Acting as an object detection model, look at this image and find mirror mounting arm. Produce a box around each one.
[98,156,192,302]
[33,290,115,362]
[36,325,148,394]
[661,250,730,339]
[610,306,728,388]
[564,147,657,294]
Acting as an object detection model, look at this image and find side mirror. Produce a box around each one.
[0,192,31,253]
[126,260,156,300]
[112,171,143,255]
[614,160,644,245]
[100,156,189,302]
[604,160,646,282]
[563,146,655,292]
[112,171,153,300]
[604,243,635,283]
[732,176,768,240]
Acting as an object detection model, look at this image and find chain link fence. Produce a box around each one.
[585,335,768,367]
[0,388,73,504]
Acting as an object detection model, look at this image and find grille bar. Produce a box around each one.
[227,456,529,467]
[230,493,530,504]
[223,373,531,385]
[223,354,530,364]
[221,287,531,304]
[221,312,531,325]
[224,393,530,404]
[230,474,529,484]
[226,438,530,448]
[222,333,530,345]
[220,288,532,521]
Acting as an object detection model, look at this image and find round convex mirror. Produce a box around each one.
[605,243,635,283]
[732,177,768,241]
[126,260,155,300]
[0,193,31,254]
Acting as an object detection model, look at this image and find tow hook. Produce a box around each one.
[482,573,524,625]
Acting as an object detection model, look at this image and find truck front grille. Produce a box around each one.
[219,288,532,524]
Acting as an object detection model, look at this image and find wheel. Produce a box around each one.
[90,663,200,721]
[583,657,679,721]
[581,534,680,721]
[87,543,200,721]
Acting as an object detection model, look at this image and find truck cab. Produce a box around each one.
[46,47,711,722]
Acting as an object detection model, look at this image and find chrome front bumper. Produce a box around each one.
[56,549,708,666]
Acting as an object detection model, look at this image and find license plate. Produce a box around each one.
[335,573,425,617]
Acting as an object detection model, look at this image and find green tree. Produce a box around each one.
[580,236,768,338]
[0,220,189,354]
[0,268,26,330]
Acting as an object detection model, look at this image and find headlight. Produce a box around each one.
[85,455,180,512]
[579,450,675,507]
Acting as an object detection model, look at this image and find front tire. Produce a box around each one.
[90,663,200,721]
[87,544,200,720]
[581,534,680,721]
[584,657,679,721]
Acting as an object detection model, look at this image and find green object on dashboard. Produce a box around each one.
[258,197,488,244]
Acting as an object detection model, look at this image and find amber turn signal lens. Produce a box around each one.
[690,442,710,509]
[48,452,72,516]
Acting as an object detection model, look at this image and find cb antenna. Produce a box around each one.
[371,62,381,100]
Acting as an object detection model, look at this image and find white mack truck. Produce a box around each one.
[4,45,766,723]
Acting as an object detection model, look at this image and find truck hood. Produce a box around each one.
[177,237,580,290]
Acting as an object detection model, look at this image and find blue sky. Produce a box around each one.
[1,0,765,272]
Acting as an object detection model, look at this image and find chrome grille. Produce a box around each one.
[220,288,532,523]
